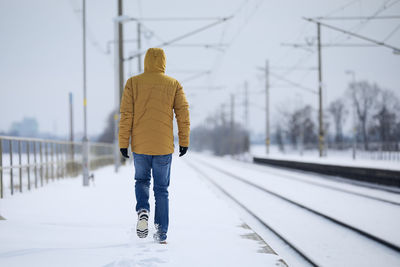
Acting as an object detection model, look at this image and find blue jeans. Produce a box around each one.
[133,152,172,240]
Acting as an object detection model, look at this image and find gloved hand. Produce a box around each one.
[179,146,188,157]
[120,148,129,158]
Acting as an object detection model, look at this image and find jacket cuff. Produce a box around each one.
[179,140,189,147]
[119,139,129,149]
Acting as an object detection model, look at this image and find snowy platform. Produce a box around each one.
[0,154,285,267]
[251,145,400,172]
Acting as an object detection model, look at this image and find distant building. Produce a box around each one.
[10,117,39,137]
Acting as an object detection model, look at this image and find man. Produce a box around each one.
[118,48,190,244]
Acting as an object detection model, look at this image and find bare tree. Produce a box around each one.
[191,109,249,156]
[328,98,348,148]
[282,105,317,150]
[275,124,284,152]
[98,110,116,143]
[370,89,400,149]
[347,81,379,150]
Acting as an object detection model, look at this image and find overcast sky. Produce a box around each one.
[1,0,399,138]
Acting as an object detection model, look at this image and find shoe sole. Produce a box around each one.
[136,214,148,238]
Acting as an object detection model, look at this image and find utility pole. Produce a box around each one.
[230,94,235,156]
[82,0,89,186]
[113,0,125,173]
[265,60,270,155]
[244,81,249,130]
[137,22,142,73]
[346,70,357,160]
[230,94,235,130]
[69,93,74,161]
[317,22,324,157]
[118,0,124,99]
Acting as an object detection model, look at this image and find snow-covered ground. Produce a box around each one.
[251,144,400,171]
[0,154,284,267]
[189,153,400,266]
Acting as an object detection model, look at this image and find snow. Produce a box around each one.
[189,153,400,266]
[0,154,283,267]
[251,144,400,171]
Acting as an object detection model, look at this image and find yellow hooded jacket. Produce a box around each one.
[118,48,190,155]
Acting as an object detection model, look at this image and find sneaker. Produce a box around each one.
[136,210,149,238]
[153,229,167,244]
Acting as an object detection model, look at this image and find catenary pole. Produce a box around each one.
[69,93,74,161]
[244,81,249,130]
[230,94,235,130]
[113,18,120,172]
[114,0,126,173]
[82,0,89,186]
[265,60,270,155]
[346,70,357,160]
[113,1,124,173]
[230,94,235,156]
[317,22,324,157]
[118,0,124,99]
[352,73,357,160]
[137,22,142,73]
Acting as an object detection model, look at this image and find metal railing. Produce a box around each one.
[0,136,114,198]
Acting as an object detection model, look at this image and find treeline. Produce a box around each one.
[275,80,400,152]
[190,115,250,156]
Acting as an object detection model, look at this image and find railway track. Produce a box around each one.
[186,161,318,266]
[186,159,400,266]
[221,158,400,206]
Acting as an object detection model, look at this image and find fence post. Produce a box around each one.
[59,143,61,178]
[58,143,61,178]
[0,139,3,199]
[10,140,13,195]
[33,141,38,188]
[51,142,54,180]
[55,143,59,179]
[63,143,67,178]
[40,142,43,186]
[45,142,49,183]
[18,140,22,193]
[27,141,31,191]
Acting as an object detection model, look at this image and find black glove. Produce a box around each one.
[179,146,188,157]
[120,148,129,158]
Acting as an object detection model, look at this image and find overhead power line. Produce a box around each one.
[168,43,228,52]
[132,17,232,21]
[384,23,400,41]
[321,0,361,18]
[282,42,379,48]
[187,86,225,90]
[269,72,318,95]
[181,71,211,83]
[168,69,210,73]
[256,67,317,95]
[314,15,400,20]
[303,17,400,53]
[125,16,233,61]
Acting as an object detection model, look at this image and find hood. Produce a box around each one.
[144,48,166,73]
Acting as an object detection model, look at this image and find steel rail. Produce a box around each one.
[226,159,400,206]
[186,161,317,267]
[196,159,400,254]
